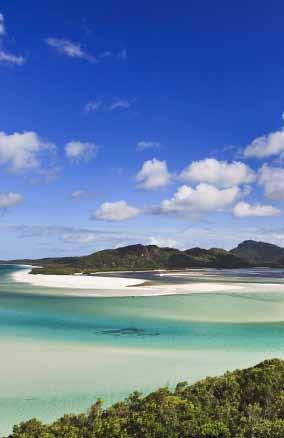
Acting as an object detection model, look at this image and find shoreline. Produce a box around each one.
[10,266,284,297]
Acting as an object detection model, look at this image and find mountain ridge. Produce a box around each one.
[3,239,284,275]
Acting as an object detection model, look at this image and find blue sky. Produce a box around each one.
[1,0,284,258]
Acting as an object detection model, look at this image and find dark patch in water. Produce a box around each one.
[100,327,160,337]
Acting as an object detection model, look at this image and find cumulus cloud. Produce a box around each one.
[158,184,242,217]
[244,130,284,158]
[65,141,98,163]
[136,158,172,190]
[0,131,57,177]
[71,190,96,200]
[136,141,161,152]
[45,38,96,62]
[233,201,280,218]
[0,192,23,209]
[93,200,140,221]
[258,164,284,200]
[0,13,5,36]
[180,158,256,188]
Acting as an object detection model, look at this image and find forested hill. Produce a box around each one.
[12,244,250,274]
[4,240,284,274]
[231,240,284,266]
[7,358,284,438]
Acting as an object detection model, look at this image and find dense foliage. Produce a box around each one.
[7,359,284,437]
[21,243,251,275]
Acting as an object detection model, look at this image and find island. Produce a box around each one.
[4,240,284,276]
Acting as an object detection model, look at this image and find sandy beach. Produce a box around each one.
[10,266,257,297]
[11,266,284,297]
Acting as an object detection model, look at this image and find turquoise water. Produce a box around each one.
[1,265,284,435]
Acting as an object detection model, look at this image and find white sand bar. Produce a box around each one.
[12,268,145,290]
[11,267,284,297]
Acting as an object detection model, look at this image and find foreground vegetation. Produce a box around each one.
[7,358,284,437]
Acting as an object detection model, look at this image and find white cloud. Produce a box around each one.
[136,158,172,190]
[0,50,25,66]
[45,38,96,62]
[136,141,161,151]
[93,200,140,221]
[233,201,280,218]
[244,130,284,158]
[0,192,23,209]
[0,131,57,176]
[147,236,177,248]
[99,49,127,60]
[180,158,256,188]
[158,184,242,217]
[0,14,25,67]
[65,141,98,163]
[258,164,284,200]
[108,99,132,111]
[71,190,96,200]
[84,101,102,112]
[0,13,5,36]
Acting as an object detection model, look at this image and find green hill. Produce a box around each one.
[26,243,250,275]
[5,239,284,275]
[231,240,284,266]
[8,358,284,438]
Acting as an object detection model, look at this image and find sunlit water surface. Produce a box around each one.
[1,265,284,435]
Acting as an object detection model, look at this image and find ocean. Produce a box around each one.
[0,265,284,435]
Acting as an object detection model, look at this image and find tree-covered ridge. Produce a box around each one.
[21,243,251,275]
[4,240,284,275]
[231,240,284,266]
[8,358,284,438]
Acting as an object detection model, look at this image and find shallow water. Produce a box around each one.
[1,265,284,435]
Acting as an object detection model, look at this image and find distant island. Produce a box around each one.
[3,240,284,275]
[8,358,284,438]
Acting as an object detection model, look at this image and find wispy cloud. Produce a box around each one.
[108,99,132,111]
[84,100,102,112]
[0,12,5,36]
[84,98,134,113]
[136,141,161,152]
[0,192,24,210]
[117,49,127,60]
[45,38,127,65]
[98,48,127,60]
[0,13,25,67]
[0,50,25,66]
[71,190,96,200]
[45,38,97,62]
